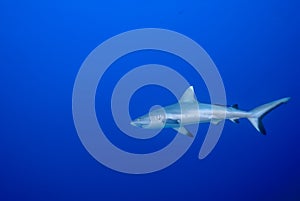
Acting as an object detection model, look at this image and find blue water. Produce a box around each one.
[1,0,299,200]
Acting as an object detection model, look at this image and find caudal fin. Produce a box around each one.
[248,97,290,135]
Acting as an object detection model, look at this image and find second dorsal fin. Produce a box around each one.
[231,104,238,109]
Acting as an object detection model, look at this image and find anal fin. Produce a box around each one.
[230,118,240,124]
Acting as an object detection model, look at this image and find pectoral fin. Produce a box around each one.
[173,127,194,137]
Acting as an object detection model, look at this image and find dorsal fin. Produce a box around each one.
[179,86,197,103]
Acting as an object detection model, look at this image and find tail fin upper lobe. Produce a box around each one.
[248,97,290,135]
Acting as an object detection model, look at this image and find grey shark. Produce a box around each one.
[131,86,290,137]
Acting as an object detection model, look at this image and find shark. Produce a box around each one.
[130,86,290,137]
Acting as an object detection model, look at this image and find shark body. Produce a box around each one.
[131,86,290,137]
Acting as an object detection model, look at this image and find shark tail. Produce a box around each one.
[247,97,290,135]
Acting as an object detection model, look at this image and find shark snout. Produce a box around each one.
[130,117,151,128]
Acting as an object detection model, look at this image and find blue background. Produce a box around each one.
[1,0,299,200]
